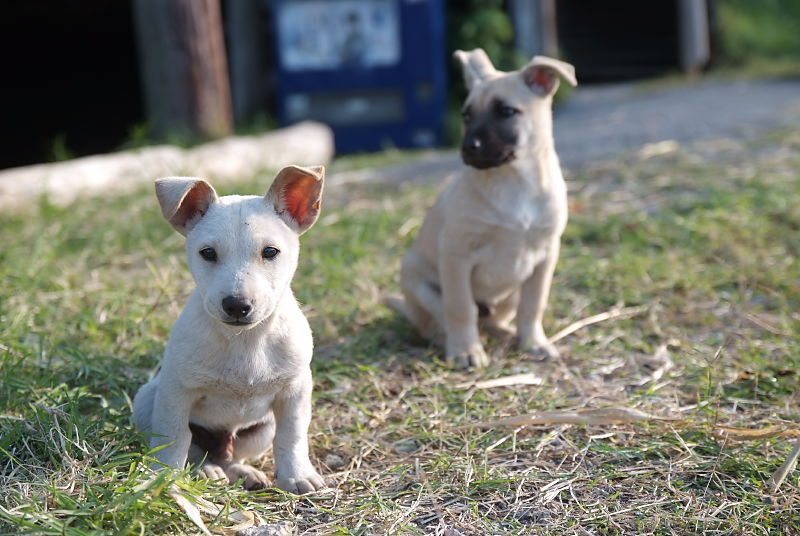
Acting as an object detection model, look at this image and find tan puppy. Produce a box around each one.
[390,49,577,368]
[133,165,326,493]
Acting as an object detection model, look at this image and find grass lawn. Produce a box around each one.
[1,128,800,535]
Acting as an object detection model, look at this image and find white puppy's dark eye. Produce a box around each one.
[461,108,472,123]
[199,247,217,262]
[262,246,280,260]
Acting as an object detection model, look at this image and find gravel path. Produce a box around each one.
[554,78,800,168]
[331,78,800,186]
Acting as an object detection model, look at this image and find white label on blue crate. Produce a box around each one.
[277,0,401,71]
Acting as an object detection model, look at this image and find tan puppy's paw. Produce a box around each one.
[226,462,270,491]
[277,469,326,494]
[447,342,490,369]
[198,462,230,484]
[483,323,515,341]
[520,339,560,361]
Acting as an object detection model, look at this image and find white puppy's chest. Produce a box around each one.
[191,389,277,430]
[177,337,305,430]
[208,347,294,391]
[187,365,292,430]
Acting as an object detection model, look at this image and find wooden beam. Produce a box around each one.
[678,0,711,74]
[225,0,267,124]
[132,0,233,139]
[509,0,559,59]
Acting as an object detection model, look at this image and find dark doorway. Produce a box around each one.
[556,1,681,82]
[0,1,144,169]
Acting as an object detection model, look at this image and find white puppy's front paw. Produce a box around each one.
[446,341,490,369]
[198,462,230,484]
[226,462,270,491]
[276,467,326,494]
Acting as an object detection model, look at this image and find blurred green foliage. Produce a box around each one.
[718,0,800,66]
[48,134,75,162]
[446,0,548,145]
[448,0,525,75]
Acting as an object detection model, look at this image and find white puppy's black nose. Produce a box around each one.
[222,296,252,319]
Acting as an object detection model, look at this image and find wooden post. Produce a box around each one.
[678,0,711,75]
[225,0,267,125]
[132,0,233,139]
[509,0,559,59]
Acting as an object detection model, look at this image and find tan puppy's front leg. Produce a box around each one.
[516,241,561,360]
[149,382,194,469]
[272,370,325,494]
[480,290,519,339]
[440,251,489,368]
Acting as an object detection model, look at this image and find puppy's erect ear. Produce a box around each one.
[266,165,325,235]
[521,56,577,96]
[154,177,219,236]
[453,48,497,90]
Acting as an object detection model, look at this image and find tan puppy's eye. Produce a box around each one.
[496,105,519,119]
[262,246,280,260]
[199,247,217,262]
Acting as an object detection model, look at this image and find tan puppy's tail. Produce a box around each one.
[382,293,408,316]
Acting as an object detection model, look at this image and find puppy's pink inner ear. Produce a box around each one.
[525,67,557,94]
[173,183,214,230]
[281,174,321,229]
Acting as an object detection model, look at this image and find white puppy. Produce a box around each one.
[133,165,326,493]
[389,49,577,368]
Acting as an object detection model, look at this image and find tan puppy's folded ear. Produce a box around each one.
[521,56,577,96]
[266,165,325,234]
[154,177,219,236]
[453,48,497,90]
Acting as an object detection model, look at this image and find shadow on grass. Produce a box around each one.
[313,312,439,374]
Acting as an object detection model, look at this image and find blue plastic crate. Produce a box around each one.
[272,0,447,153]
